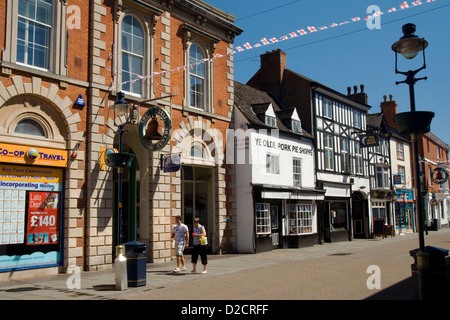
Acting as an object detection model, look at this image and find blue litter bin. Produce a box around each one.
[124,241,147,287]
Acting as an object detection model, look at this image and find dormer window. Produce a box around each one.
[265,115,276,127]
[291,120,302,133]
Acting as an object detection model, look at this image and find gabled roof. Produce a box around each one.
[234,81,314,140]
[367,113,390,133]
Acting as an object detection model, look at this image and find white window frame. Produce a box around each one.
[372,201,387,220]
[4,0,68,76]
[376,166,389,189]
[293,157,302,188]
[121,14,145,96]
[324,134,334,170]
[323,98,332,119]
[265,115,277,128]
[266,153,280,175]
[397,142,404,160]
[17,0,53,70]
[353,110,361,129]
[291,120,301,133]
[398,165,405,184]
[255,203,271,235]
[189,43,207,110]
[289,203,314,235]
[355,142,363,175]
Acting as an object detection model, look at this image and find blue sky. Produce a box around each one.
[207,0,450,145]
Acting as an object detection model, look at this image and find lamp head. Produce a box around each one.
[392,23,428,59]
[111,91,128,116]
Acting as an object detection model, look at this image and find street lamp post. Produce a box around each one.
[110,91,131,290]
[392,23,433,300]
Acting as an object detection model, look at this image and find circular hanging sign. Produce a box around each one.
[431,167,448,184]
[138,107,172,151]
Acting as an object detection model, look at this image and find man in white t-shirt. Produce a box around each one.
[171,215,189,272]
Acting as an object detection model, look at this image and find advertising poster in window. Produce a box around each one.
[0,164,63,271]
[26,192,59,245]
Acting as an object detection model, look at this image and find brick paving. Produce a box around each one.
[0,228,448,301]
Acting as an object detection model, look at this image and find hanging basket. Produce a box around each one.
[106,152,135,167]
[394,111,434,135]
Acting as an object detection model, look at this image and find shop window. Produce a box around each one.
[330,202,347,231]
[395,202,407,228]
[14,118,47,137]
[255,203,271,235]
[289,203,314,234]
[0,165,63,271]
[121,14,144,96]
[372,201,387,220]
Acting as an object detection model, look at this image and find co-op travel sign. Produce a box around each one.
[0,142,68,167]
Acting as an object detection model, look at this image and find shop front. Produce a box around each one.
[253,186,324,252]
[317,181,353,243]
[0,143,66,272]
[394,190,415,234]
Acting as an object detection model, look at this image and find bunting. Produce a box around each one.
[112,0,438,90]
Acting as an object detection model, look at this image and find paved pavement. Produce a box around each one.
[0,228,449,303]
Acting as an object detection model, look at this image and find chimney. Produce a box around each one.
[260,49,286,84]
[247,49,287,98]
[380,95,398,128]
[347,84,368,105]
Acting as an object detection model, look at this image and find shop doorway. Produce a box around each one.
[271,204,281,248]
[352,192,369,238]
[406,209,414,233]
[182,165,213,249]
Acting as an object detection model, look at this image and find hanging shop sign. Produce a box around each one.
[431,167,448,184]
[138,107,172,151]
[0,142,68,167]
[360,133,379,148]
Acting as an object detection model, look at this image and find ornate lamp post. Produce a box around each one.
[108,92,175,290]
[392,23,434,300]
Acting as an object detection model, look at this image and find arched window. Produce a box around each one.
[190,144,204,158]
[189,44,206,110]
[17,0,53,69]
[14,118,47,137]
[121,14,144,95]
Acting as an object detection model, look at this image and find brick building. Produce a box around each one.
[418,132,450,229]
[0,0,242,279]
[380,95,450,232]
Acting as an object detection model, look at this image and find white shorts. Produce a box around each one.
[175,241,186,256]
